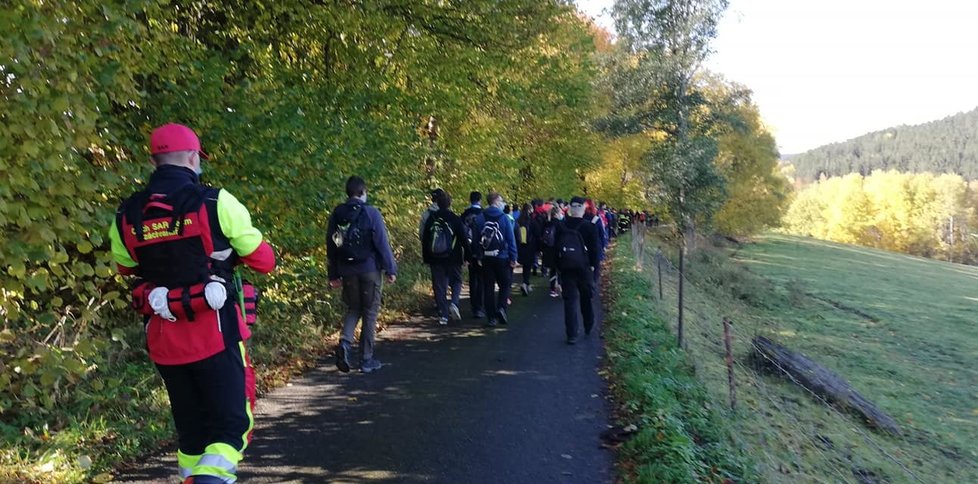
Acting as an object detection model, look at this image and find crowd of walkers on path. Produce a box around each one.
[108,123,661,483]
[412,189,655,345]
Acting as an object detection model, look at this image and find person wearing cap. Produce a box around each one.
[327,176,398,374]
[109,123,276,483]
[555,196,600,344]
[473,191,518,326]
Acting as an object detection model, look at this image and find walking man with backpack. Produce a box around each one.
[556,197,600,344]
[475,192,518,327]
[327,176,398,374]
[460,191,485,318]
[421,190,469,325]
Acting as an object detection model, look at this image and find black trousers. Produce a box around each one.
[561,268,595,338]
[156,343,251,456]
[468,261,484,315]
[431,262,463,319]
[481,257,512,321]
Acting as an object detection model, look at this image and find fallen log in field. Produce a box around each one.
[751,336,902,435]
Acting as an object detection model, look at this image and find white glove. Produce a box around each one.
[148,287,176,321]
[204,281,227,310]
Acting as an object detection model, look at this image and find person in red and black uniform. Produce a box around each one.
[109,124,275,484]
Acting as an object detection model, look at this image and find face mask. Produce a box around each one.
[358,194,368,203]
[195,165,203,175]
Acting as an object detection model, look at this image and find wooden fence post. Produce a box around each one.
[656,249,663,300]
[677,243,685,349]
[722,317,737,410]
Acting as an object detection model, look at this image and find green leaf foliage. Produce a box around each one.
[1,1,604,480]
[789,107,978,181]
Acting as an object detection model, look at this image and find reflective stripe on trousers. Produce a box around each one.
[178,450,201,479]
[189,442,241,482]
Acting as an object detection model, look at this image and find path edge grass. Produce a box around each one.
[0,258,433,483]
[603,240,756,483]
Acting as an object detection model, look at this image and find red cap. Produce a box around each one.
[149,123,209,159]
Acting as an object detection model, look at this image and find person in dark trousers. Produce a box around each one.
[556,196,600,344]
[460,191,485,318]
[542,203,564,297]
[109,123,277,483]
[530,199,547,275]
[474,191,518,326]
[585,199,608,287]
[421,191,470,325]
[327,176,398,374]
[516,202,539,296]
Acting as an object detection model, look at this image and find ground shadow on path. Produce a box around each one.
[116,276,613,483]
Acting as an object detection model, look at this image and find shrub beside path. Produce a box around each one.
[116,280,613,483]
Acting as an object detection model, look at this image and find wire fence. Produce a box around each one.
[625,231,924,483]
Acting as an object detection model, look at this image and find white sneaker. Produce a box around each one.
[438,317,449,326]
[449,303,461,321]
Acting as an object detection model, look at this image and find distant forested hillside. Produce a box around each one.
[790,107,978,180]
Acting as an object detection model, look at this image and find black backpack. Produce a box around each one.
[541,222,557,248]
[331,204,371,263]
[463,209,481,246]
[557,223,588,270]
[479,214,505,256]
[429,216,455,258]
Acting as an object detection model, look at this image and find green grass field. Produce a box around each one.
[632,232,978,483]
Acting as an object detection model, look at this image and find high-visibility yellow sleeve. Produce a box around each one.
[108,219,138,268]
[217,189,264,256]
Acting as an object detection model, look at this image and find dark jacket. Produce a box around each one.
[516,211,541,265]
[556,216,600,270]
[326,198,398,279]
[421,208,470,265]
[460,204,483,261]
[540,216,559,267]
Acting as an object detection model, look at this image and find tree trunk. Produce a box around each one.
[751,336,901,435]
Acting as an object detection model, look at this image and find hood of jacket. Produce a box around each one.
[483,205,504,218]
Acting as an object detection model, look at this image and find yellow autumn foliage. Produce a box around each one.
[783,170,977,262]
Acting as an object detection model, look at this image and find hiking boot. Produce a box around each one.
[438,317,449,326]
[449,303,461,321]
[498,308,509,325]
[184,476,228,484]
[335,343,351,373]
[361,358,383,373]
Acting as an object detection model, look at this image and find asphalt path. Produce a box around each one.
[116,273,613,483]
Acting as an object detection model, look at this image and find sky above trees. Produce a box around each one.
[577,0,978,154]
